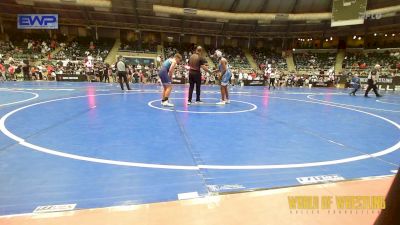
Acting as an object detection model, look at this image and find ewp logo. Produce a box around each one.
[18,14,58,29]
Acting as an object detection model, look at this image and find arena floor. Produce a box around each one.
[0,82,399,216]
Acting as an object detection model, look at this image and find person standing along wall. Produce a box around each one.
[22,59,30,81]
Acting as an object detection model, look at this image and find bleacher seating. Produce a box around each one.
[120,40,158,53]
[294,52,336,71]
[53,37,113,62]
[207,46,251,69]
[251,48,287,70]
[344,51,400,71]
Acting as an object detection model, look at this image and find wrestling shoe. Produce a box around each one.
[225,99,230,104]
[216,101,226,105]
[187,101,192,105]
[162,100,174,107]
[195,100,204,104]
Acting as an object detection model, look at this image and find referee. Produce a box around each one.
[116,56,131,91]
[187,46,211,105]
[364,69,382,98]
[269,68,276,90]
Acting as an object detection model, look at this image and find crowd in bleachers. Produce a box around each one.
[0,34,59,81]
[33,37,114,81]
[0,36,116,81]
[294,52,336,71]
[120,40,158,53]
[53,37,112,61]
[2,36,400,85]
[251,48,287,70]
[0,39,53,63]
[0,41,17,62]
[344,51,400,72]
[207,46,251,69]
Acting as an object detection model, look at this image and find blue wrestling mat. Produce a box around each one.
[0,81,399,215]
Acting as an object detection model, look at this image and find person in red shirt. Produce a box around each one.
[0,63,5,72]
[250,71,257,79]
[0,63,5,81]
[50,40,56,49]
[47,65,54,80]
[89,41,95,50]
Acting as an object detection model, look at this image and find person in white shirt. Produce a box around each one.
[243,72,248,80]
[62,60,69,67]
[264,67,270,79]
[310,74,317,87]
[7,56,14,64]
[238,71,243,86]
[304,78,310,87]
[230,70,236,86]
[269,68,276,90]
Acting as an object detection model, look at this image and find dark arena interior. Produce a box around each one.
[0,0,400,224]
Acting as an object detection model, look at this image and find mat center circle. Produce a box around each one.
[148,98,258,114]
